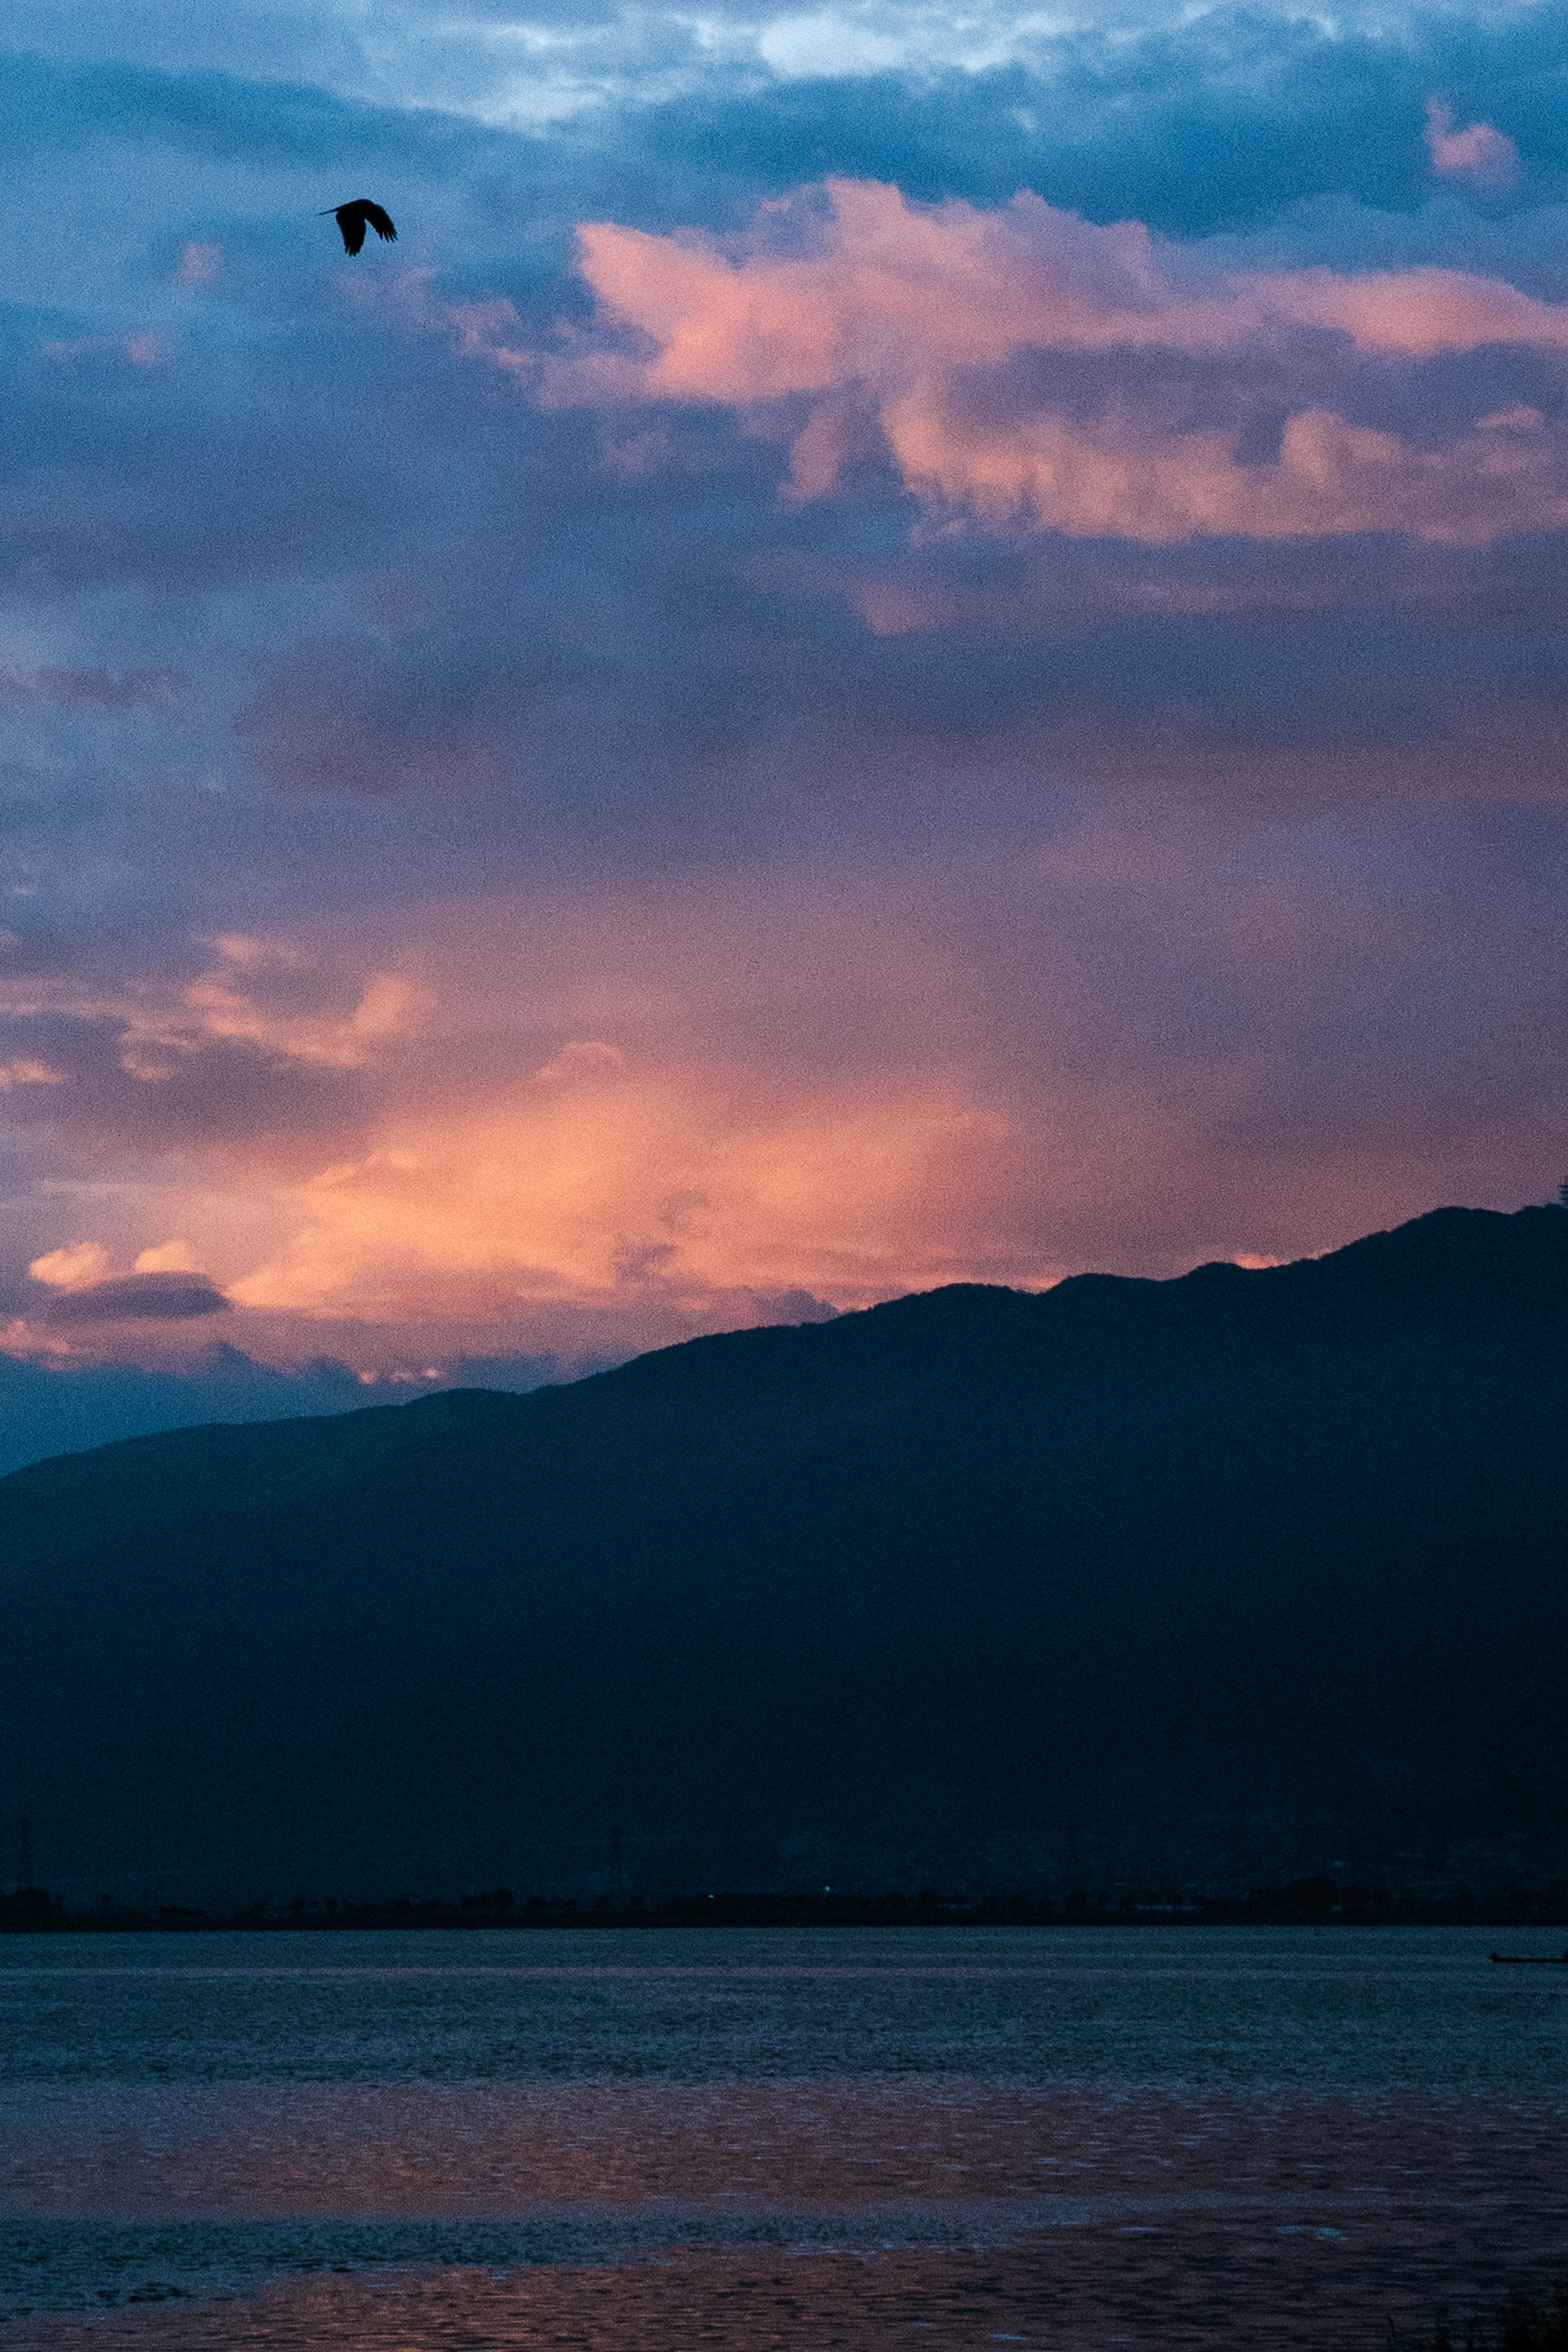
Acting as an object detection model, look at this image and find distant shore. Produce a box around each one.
[4,1880,1567,1933]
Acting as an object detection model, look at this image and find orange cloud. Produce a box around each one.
[134,1240,200,1273]
[4,858,1540,1376]
[564,179,1568,544]
[227,1050,1008,1318]
[29,1241,111,1289]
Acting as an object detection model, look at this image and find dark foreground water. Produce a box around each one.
[0,1927,1563,2349]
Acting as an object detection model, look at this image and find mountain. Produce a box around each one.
[0,1347,373,1480]
[0,1344,570,1480]
[3,1204,1567,1906]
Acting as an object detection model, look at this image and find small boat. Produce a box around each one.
[1489,1949,1568,1964]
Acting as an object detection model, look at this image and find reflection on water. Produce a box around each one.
[0,1928,1563,2348]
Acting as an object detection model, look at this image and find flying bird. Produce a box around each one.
[322,199,397,255]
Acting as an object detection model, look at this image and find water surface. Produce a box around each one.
[2,1926,1563,2348]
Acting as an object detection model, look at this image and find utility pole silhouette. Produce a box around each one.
[18,1815,33,1891]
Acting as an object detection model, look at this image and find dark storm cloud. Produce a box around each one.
[38,1270,232,1322]
[529,4,1568,237]
[9,0,1568,227]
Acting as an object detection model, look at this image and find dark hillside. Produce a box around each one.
[0,1387,527,1583]
[3,1205,1566,1902]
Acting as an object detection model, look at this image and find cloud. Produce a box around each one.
[0,666,187,714]
[36,1270,232,1324]
[565,178,1568,544]
[0,940,426,1104]
[1425,99,1519,188]
[177,241,222,285]
[175,959,428,1069]
[30,1242,111,1289]
[8,13,1568,1443]
[236,640,512,797]
[134,1240,199,1272]
[530,1039,628,1086]
[224,1061,1009,1315]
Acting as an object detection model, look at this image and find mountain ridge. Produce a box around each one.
[3,1202,1565,1904]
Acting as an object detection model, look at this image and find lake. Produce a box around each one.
[0,1925,1563,2348]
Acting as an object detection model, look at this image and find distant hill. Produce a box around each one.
[3,1205,1567,1905]
[0,1343,570,1480]
[0,1346,372,1480]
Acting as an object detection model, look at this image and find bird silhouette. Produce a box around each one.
[322,199,397,255]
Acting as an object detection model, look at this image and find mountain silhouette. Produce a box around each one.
[3,1204,1566,1903]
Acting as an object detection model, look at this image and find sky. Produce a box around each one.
[1,0,1567,1440]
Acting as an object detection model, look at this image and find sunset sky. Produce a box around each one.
[2,0,1566,1415]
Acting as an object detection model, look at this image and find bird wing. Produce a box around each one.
[361,203,397,243]
[335,204,368,255]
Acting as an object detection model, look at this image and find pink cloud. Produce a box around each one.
[561,179,1568,544]
[347,269,538,380]
[1249,265,1565,355]
[177,241,222,286]
[1425,99,1519,188]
